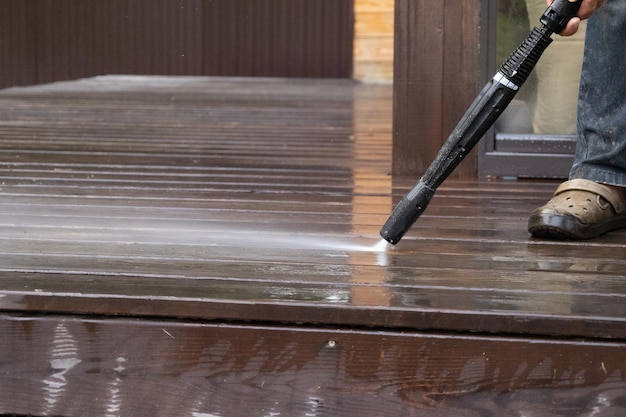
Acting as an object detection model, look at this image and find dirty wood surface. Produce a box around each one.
[1,76,626,417]
[0,76,625,339]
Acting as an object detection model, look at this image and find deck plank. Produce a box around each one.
[1,76,625,342]
[1,315,625,417]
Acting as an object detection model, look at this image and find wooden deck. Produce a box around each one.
[0,76,625,416]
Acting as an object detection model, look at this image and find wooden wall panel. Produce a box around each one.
[0,0,38,87]
[0,0,354,89]
[392,0,484,178]
[354,0,394,83]
[393,0,445,177]
[201,0,354,79]
[442,0,483,180]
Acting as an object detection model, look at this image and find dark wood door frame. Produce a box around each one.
[392,0,490,179]
[392,0,574,180]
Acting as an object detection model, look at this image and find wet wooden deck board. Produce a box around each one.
[0,76,625,416]
[1,315,625,417]
[1,76,625,339]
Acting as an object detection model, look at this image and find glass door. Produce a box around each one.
[479,0,586,178]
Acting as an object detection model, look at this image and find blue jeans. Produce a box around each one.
[569,0,626,187]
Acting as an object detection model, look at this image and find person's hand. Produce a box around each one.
[549,0,604,36]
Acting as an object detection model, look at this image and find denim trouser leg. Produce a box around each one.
[569,0,626,186]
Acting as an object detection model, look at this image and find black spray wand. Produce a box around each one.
[380,0,583,245]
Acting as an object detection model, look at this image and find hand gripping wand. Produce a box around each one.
[380,0,583,245]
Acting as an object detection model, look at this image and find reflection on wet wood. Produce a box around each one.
[1,316,625,417]
[0,76,625,416]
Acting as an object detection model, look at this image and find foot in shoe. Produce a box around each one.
[528,179,626,240]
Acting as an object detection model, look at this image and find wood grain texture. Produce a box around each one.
[393,0,445,176]
[1,75,626,416]
[0,76,625,341]
[0,315,625,417]
[354,0,394,83]
[393,0,483,177]
[442,0,482,179]
[0,0,354,89]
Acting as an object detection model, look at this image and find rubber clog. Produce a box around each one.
[528,179,626,240]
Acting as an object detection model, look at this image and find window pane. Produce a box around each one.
[496,0,586,135]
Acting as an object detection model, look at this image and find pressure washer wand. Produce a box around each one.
[380,0,582,245]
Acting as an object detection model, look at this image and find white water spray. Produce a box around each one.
[317,238,389,253]
[4,204,390,255]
